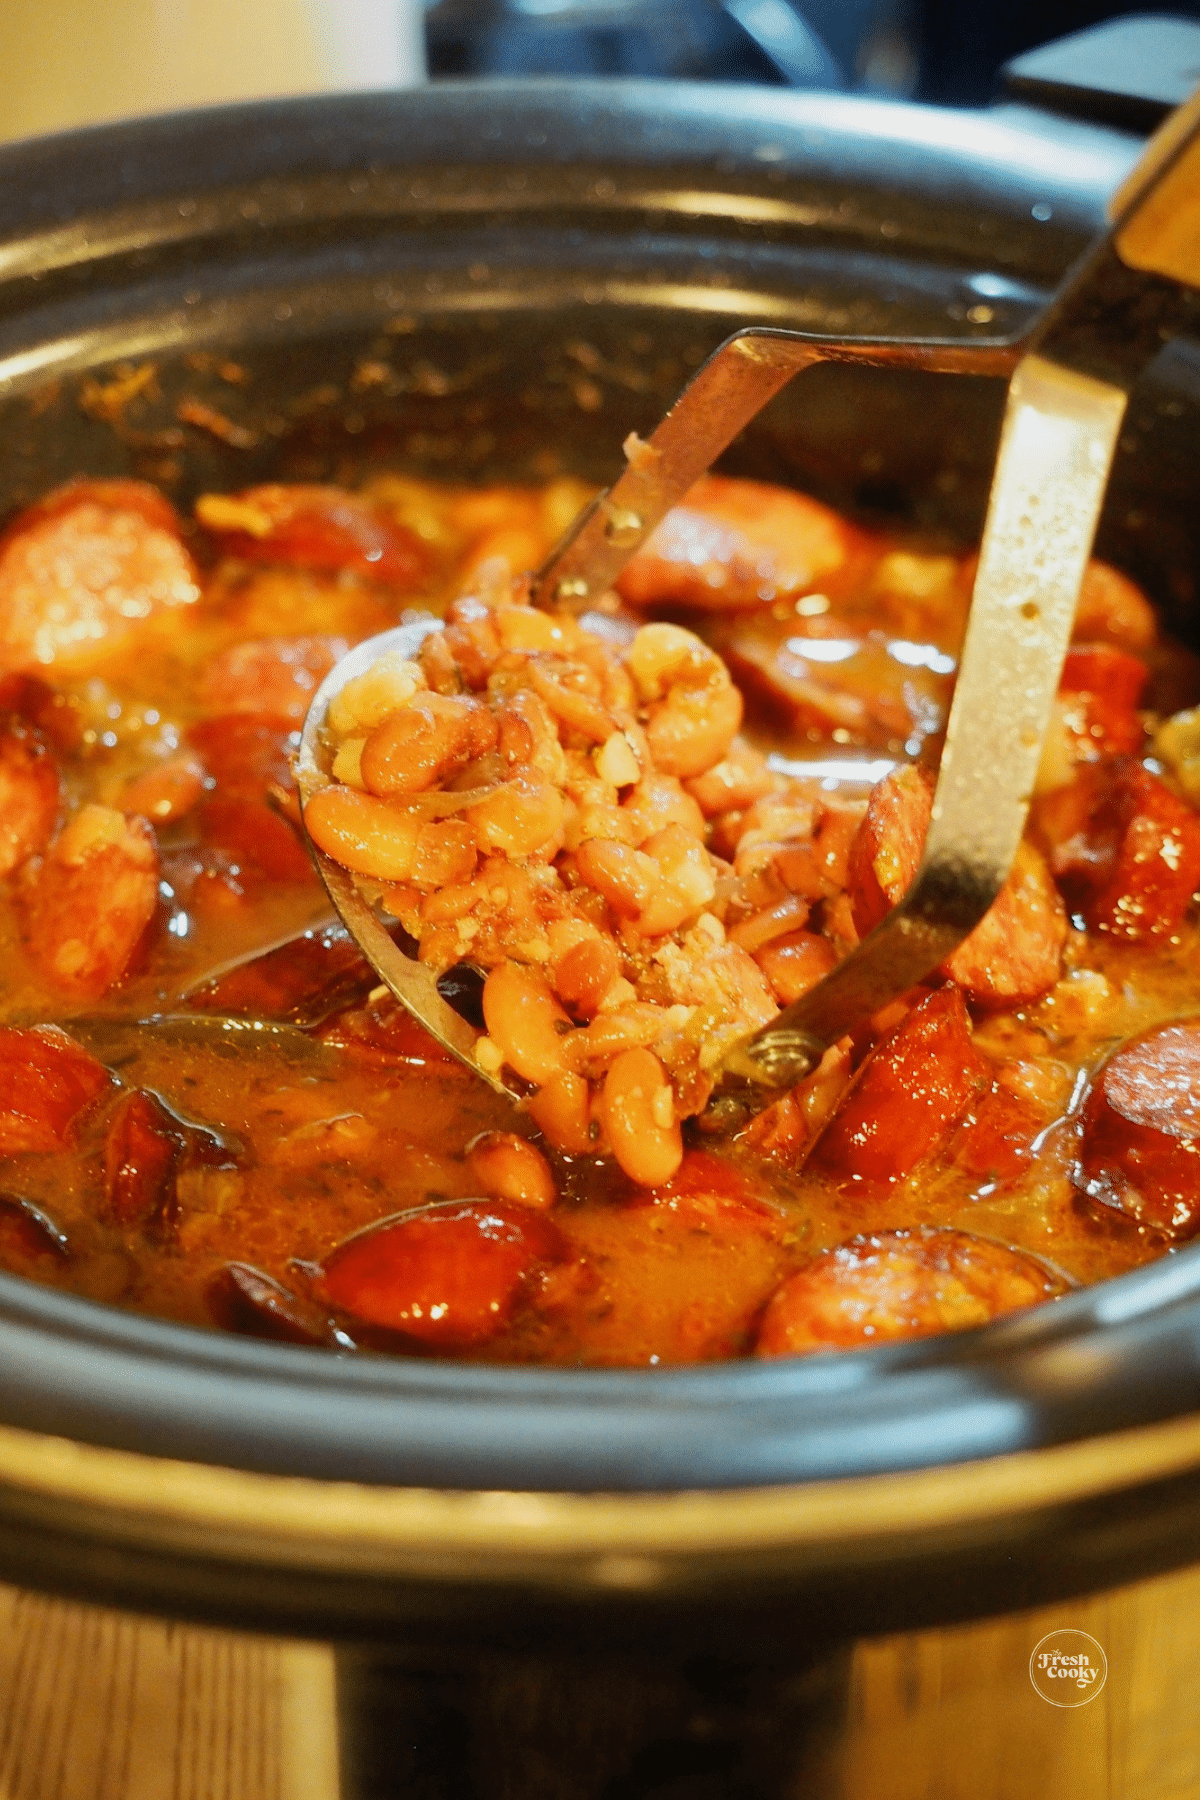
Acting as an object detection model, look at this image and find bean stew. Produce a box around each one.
[3,468,1200,1365]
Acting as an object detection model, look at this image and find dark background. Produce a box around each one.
[423,0,1200,108]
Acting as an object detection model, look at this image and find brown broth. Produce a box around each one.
[0,473,1193,1365]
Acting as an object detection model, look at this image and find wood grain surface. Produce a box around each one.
[0,1559,1196,1798]
[0,1586,338,1800]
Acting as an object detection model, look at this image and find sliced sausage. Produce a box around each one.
[199,635,351,723]
[195,484,427,585]
[317,991,468,1070]
[943,841,1067,1008]
[0,1025,114,1155]
[318,1199,567,1346]
[1038,757,1200,940]
[616,474,856,611]
[1061,643,1148,710]
[718,617,947,753]
[0,715,60,875]
[187,712,297,801]
[847,764,1066,1004]
[197,797,315,889]
[809,986,990,1186]
[0,673,81,751]
[630,1148,784,1239]
[207,1263,341,1347]
[953,1084,1046,1185]
[0,1193,70,1269]
[1075,1020,1200,1236]
[1073,559,1156,651]
[847,763,933,934]
[186,922,376,1027]
[104,1089,181,1228]
[1037,644,1149,791]
[756,1226,1066,1356]
[0,479,199,671]
[22,807,159,999]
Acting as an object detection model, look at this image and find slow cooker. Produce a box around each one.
[2,59,1200,1797]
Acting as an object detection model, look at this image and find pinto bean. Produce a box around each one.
[554,935,621,1019]
[526,659,615,744]
[575,838,660,918]
[601,1047,683,1186]
[467,1132,558,1209]
[621,773,706,844]
[22,806,159,999]
[0,480,200,671]
[482,963,571,1085]
[684,737,776,817]
[0,715,60,875]
[200,635,350,723]
[466,767,564,859]
[756,1227,1065,1356]
[627,622,743,779]
[729,893,810,954]
[196,483,427,584]
[848,765,1066,1004]
[328,654,426,737]
[0,1025,113,1155]
[810,986,990,1186]
[360,692,493,797]
[616,475,854,611]
[635,825,717,936]
[1075,1021,1200,1236]
[525,1070,594,1156]
[1038,757,1200,941]
[411,819,479,888]
[560,1004,670,1078]
[318,1199,566,1345]
[303,786,422,880]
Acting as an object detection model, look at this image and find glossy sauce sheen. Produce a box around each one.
[2,471,1199,1366]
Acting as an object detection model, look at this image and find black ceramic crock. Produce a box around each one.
[2,74,1200,1797]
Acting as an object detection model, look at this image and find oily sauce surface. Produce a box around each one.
[1,470,1198,1365]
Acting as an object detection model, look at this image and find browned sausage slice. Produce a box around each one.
[1039,758,1200,941]
[22,807,159,999]
[0,1025,114,1154]
[756,1226,1066,1355]
[196,483,427,585]
[0,479,200,671]
[616,475,855,611]
[809,986,990,1186]
[847,765,1066,1004]
[0,716,60,875]
[1075,1020,1200,1236]
[319,1199,567,1347]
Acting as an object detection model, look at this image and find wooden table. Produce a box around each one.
[0,1559,1196,1798]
